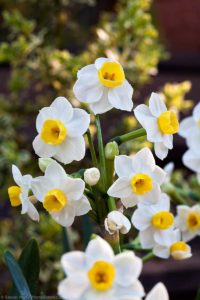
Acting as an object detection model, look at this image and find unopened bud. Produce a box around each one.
[104,211,131,235]
[84,168,100,186]
[38,158,55,173]
[105,141,119,160]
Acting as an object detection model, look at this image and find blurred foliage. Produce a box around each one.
[160,81,193,114]
[0,211,79,294]
[0,0,165,196]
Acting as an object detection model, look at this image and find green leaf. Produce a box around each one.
[4,251,32,299]
[10,239,40,296]
[196,288,200,300]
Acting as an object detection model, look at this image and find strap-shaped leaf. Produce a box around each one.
[10,239,40,296]
[4,251,32,299]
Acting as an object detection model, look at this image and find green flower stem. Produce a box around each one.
[62,227,72,253]
[86,129,98,168]
[105,231,121,254]
[95,115,107,192]
[111,128,146,145]
[108,196,117,212]
[106,158,114,189]
[142,251,155,263]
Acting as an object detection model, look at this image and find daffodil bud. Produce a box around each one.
[38,158,55,173]
[105,141,119,160]
[104,211,131,235]
[84,168,100,186]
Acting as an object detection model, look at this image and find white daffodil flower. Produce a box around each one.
[176,205,200,242]
[31,162,91,227]
[33,97,90,164]
[107,148,166,208]
[134,92,179,160]
[58,236,144,300]
[105,211,131,235]
[8,165,39,222]
[182,147,200,184]
[153,228,192,260]
[132,193,174,249]
[179,102,200,149]
[84,168,101,186]
[145,283,169,300]
[73,57,133,114]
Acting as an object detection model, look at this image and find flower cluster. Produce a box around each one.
[7,57,198,299]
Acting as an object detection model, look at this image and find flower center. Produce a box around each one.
[151,211,174,230]
[40,119,67,145]
[130,173,152,195]
[8,186,22,207]
[170,241,187,254]
[43,189,67,212]
[98,62,125,88]
[88,260,115,291]
[157,111,179,134]
[187,212,200,231]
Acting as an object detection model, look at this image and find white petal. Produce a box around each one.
[182,230,197,242]
[33,135,57,158]
[133,148,156,172]
[193,102,200,123]
[73,68,103,104]
[51,204,76,227]
[95,57,110,70]
[107,177,132,198]
[179,117,196,138]
[77,64,97,78]
[152,166,166,185]
[54,136,85,164]
[61,251,86,275]
[85,236,114,266]
[183,149,200,173]
[146,283,169,300]
[149,92,167,117]
[154,142,168,160]
[139,228,155,249]
[114,280,145,299]
[89,88,113,114]
[31,176,52,202]
[140,183,161,205]
[73,195,91,216]
[50,97,73,124]
[45,161,67,186]
[63,177,85,201]
[114,155,135,178]
[153,245,170,259]
[12,165,23,187]
[134,105,162,143]
[108,80,133,112]
[26,201,39,222]
[67,108,90,137]
[131,207,151,231]
[84,288,114,300]
[36,107,57,133]
[121,194,138,208]
[163,134,173,149]
[154,229,179,247]
[58,273,88,300]
[114,252,142,287]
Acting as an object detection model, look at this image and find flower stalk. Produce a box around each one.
[111,128,146,145]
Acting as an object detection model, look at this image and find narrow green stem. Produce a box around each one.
[95,115,107,191]
[112,128,146,145]
[142,251,155,263]
[108,196,117,211]
[62,227,72,253]
[86,129,98,168]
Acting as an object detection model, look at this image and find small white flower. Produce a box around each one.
[179,102,200,149]
[8,165,39,222]
[105,211,131,235]
[182,147,200,184]
[84,167,100,186]
[176,205,200,242]
[33,97,90,164]
[153,228,192,260]
[145,283,169,300]
[134,92,179,160]
[132,193,174,249]
[107,148,166,208]
[58,236,144,300]
[73,57,133,114]
[31,161,91,227]
[163,162,174,183]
